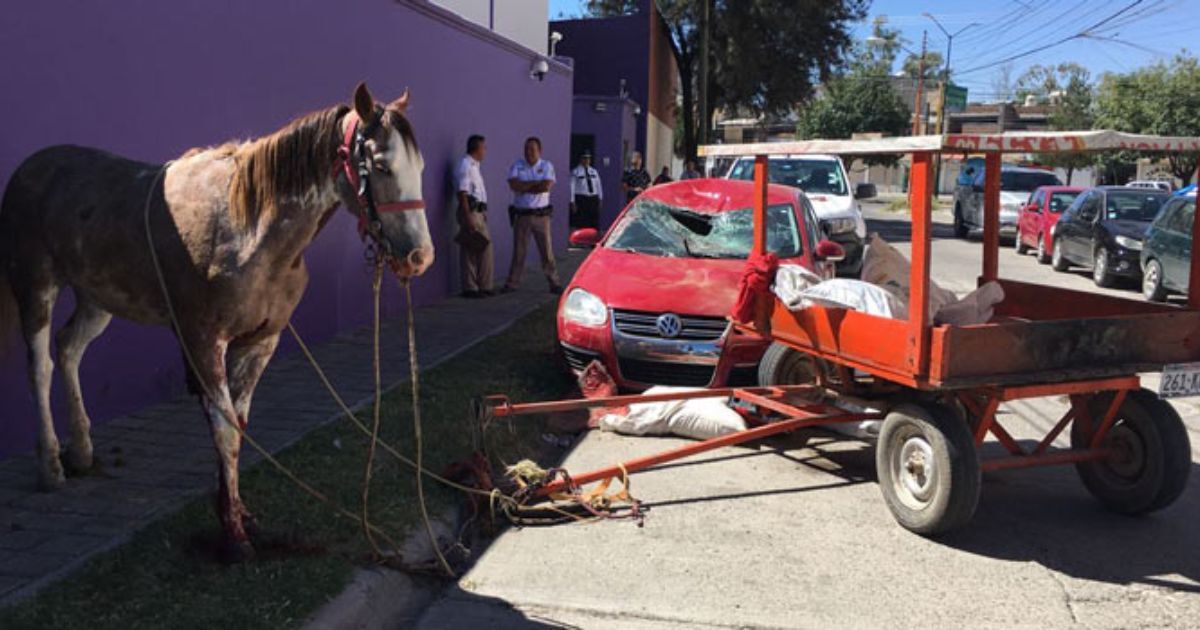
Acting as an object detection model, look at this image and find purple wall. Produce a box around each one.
[552,13,650,156]
[570,96,639,230]
[0,0,572,458]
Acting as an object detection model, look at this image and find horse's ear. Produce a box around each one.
[353,82,376,122]
[391,88,410,113]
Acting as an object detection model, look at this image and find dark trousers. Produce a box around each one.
[572,195,600,230]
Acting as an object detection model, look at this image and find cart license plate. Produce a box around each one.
[1159,363,1200,399]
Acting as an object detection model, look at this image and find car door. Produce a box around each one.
[1167,198,1195,291]
[1057,192,1089,262]
[968,171,986,227]
[1144,198,1178,285]
[1019,189,1043,245]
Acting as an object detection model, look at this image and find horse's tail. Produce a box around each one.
[0,178,21,356]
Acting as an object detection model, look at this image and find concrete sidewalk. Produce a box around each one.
[0,251,581,606]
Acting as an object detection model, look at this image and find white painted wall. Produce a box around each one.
[432,0,548,54]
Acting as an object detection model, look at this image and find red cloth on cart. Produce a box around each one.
[731,252,778,324]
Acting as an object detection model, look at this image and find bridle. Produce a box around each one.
[333,108,426,260]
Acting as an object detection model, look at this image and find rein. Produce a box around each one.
[333,110,426,260]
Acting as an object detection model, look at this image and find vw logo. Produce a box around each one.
[655,313,682,338]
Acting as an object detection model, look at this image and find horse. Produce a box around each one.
[0,83,433,557]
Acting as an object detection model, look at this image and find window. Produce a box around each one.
[1104,191,1167,222]
[1166,199,1196,234]
[606,200,802,259]
[1000,170,1062,192]
[1048,191,1079,213]
[1077,192,1098,220]
[800,196,823,249]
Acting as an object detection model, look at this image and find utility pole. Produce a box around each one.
[698,0,711,148]
[924,13,980,194]
[912,30,927,136]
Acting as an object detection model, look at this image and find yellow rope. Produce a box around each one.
[359,264,386,557]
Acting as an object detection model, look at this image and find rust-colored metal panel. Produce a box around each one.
[982,152,1001,281]
[752,155,768,256]
[908,152,934,376]
[993,279,1179,319]
[762,301,917,384]
[935,310,1200,380]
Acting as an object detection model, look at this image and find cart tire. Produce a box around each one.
[1036,235,1051,264]
[757,342,820,387]
[876,403,980,535]
[1051,242,1070,271]
[1071,389,1192,515]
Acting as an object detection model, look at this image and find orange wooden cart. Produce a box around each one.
[485,131,1198,534]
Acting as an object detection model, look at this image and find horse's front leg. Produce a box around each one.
[224,334,281,536]
[188,336,254,560]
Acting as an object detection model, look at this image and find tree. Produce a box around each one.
[902,50,944,80]
[1015,63,1095,183]
[796,17,910,168]
[1095,53,1200,184]
[585,0,867,161]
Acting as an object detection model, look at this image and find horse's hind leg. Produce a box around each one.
[17,282,63,490]
[56,295,112,474]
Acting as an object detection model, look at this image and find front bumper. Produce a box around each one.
[1103,247,1143,278]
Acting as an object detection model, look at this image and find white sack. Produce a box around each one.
[772,264,825,309]
[597,386,747,440]
[860,234,958,314]
[797,279,909,319]
[935,281,1005,326]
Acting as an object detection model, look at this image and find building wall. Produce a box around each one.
[0,0,572,458]
[432,0,549,53]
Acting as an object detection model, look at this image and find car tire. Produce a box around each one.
[953,204,968,238]
[1014,230,1029,255]
[1143,259,1168,302]
[1051,241,1070,271]
[1093,247,1114,287]
[876,403,980,535]
[1036,234,1051,264]
[1071,389,1191,515]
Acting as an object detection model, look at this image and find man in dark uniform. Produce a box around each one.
[569,152,602,230]
[622,151,651,203]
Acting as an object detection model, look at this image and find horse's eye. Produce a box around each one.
[372,159,392,175]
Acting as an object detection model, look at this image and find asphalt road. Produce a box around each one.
[416,199,1200,629]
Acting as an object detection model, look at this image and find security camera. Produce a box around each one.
[530,58,550,82]
[549,31,564,56]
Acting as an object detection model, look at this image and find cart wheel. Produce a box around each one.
[1071,389,1191,514]
[876,403,980,535]
[757,342,820,388]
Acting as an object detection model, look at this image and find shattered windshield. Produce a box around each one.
[605,200,802,259]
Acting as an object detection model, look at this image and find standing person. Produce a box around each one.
[569,151,602,230]
[622,151,651,203]
[503,136,562,294]
[454,134,493,298]
[681,159,702,180]
[654,166,673,185]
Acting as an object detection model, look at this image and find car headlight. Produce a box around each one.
[1114,235,1142,251]
[562,288,607,327]
[824,217,856,235]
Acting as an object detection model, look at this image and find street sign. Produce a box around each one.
[945,83,968,111]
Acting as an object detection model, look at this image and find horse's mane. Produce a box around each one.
[224,104,419,231]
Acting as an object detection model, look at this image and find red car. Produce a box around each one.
[1014,185,1085,264]
[558,178,844,390]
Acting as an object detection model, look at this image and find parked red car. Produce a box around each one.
[558,179,844,390]
[1014,185,1085,264]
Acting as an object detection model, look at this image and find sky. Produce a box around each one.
[548,0,1194,101]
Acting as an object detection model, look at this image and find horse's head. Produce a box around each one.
[339,82,433,278]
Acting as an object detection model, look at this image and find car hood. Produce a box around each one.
[1101,219,1151,239]
[572,248,756,316]
[805,192,854,218]
[1000,191,1028,206]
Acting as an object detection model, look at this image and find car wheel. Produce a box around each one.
[1014,230,1028,254]
[876,403,980,535]
[1036,234,1051,264]
[1093,247,1114,287]
[1051,241,1070,271]
[1143,259,1168,302]
[953,204,968,238]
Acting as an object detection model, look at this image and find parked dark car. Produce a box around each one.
[1050,186,1170,287]
[1141,191,1194,301]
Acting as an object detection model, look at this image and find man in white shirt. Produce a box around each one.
[454,134,492,297]
[502,136,562,294]
[569,152,602,230]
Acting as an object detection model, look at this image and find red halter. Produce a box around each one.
[333,111,426,238]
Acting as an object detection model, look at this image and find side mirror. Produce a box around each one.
[815,239,846,263]
[854,182,877,200]
[964,167,976,176]
[569,228,600,248]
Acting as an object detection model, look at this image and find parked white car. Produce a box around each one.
[1127,180,1173,192]
[724,154,873,274]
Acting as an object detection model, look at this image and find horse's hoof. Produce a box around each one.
[64,450,94,477]
[38,461,66,491]
[220,539,256,564]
